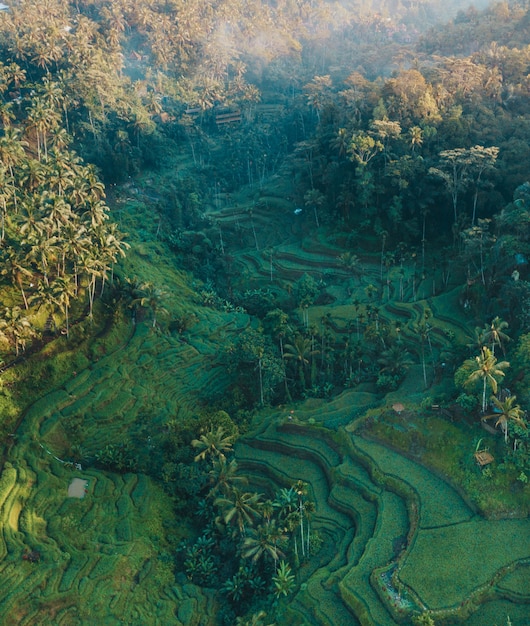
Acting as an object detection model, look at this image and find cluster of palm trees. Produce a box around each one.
[183,424,314,615]
[0,77,128,352]
[460,318,527,442]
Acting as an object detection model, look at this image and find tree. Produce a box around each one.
[429,148,470,225]
[242,520,286,567]
[483,316,510,356]
[378,344,414,378]
[50,276,75,339]
[131,281,168,327]
[0,306,36,356]
[408,126,423,153]
[483,395,526,443]
[208,456,247,498]
[235,610,274,626]
[0,127,28,211]
[227,327,283,406]
[303,75,333,121]
[465,347,510,412]
[370,118,401,167]
[348,131,383,166]
[468,146,499,225]
[460,219,494,286]
[283,334,318,391]
[331,127,349,158]
[293,480,309,558]
[26,97,61,161]
[214,487,262,535]
[0,248,33,309]
[303,188,325,229]
[272,560,296,598]
[192,425,234,462]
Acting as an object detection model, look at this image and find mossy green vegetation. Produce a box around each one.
[0,0,530,624]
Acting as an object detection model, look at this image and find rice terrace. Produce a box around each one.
[0,0,529,625]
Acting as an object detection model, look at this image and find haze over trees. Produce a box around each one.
[0,0,530,624]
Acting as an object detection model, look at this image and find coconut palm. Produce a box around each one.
[50,276,76,339]
[26,232,60,286]
[192,425,234,462]
[0,306,36,356]
[207,456,247,497]
[77,252,102,319]
[214,487,262,535]
[242,520,286,567]
[0,248,33,309]
[26,97,61,161]
[467,326,488,353]
[378,344,414,377]
[59,220,89,290]
[283,334,318,390]
[235,610,274,626]
[0,127,27,182]
[466,346,510,413]
[483,316,510,356]
[19,158,47,192]
[131,281,168,327]
[483,395,527,443]
[409,126,423,153]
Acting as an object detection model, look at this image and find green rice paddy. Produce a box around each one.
[0,171,528,625]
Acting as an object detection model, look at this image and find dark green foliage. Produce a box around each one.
[2,1,530,624]
[93,442,137,472]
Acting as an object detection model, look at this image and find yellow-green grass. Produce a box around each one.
[399,520,530,609]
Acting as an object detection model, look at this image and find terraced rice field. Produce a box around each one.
[0,299,244,623]
[1,186,529,625]
[236,414,530,625]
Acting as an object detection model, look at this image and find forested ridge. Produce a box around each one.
[0,0,529,625]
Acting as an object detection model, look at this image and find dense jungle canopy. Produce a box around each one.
[0,0,529,625]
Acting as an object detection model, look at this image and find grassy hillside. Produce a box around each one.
[0,160,528,625]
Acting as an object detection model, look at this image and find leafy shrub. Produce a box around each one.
[456,393,478,413]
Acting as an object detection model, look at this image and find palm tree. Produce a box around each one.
[26,97,60,161]
[92,223,129,294]
[283,334,318,390]
[59,220,89,290]
[131,281,168,327]
[214,487,262,535]
[467,326,488,353]
[0,306,36,356]
[0,127,28,211]
[207,456,247,497]
[413,320,432,389]
[483,316,510,356]
[378,344,414,378]
[192,425,234,462]
[466,347,510,413]
[273,487,298,522]
[294,480,309,558]
[26,232,60,286]
[0,248,33,309]
[19,158,46,192]
[272,560,296,598]
[77,252,102,319]
[409,126,423,153]
[483,395,526,443]
[331,127,349,158]
[264,308,292,400]
[235,610,274,626]
[303,188,325,228]
[242,520,286,567]
[51,276,75,339]
[17,197,47,241]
